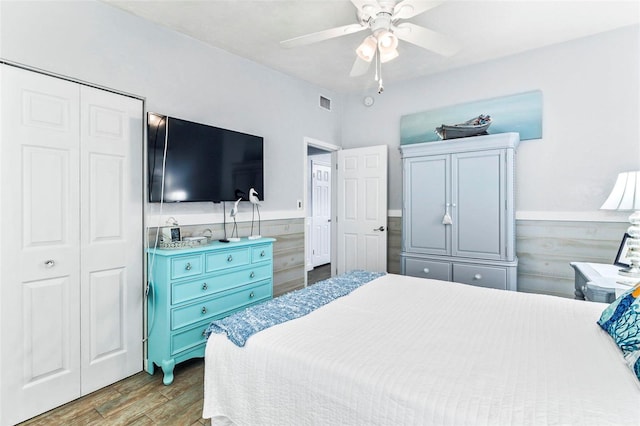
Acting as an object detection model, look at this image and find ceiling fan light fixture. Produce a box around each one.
[356,35,378,62]
[376,30,398,51]
[380,47,399,63]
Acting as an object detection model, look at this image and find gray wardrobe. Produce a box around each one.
[400,133,519,291]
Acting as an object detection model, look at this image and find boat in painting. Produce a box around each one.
[435,114,492,140]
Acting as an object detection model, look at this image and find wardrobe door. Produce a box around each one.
[0,65,82,425]
[402,155,450,255]
[451,149,505,260]
[79,86,143,394]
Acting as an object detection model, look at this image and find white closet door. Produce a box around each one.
[79,87,143,394]
[0,65,82,425]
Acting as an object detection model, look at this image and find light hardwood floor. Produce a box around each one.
[19,358,209,425]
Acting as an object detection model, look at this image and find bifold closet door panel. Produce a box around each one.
[79,86,143,395]
[0,64,82,425]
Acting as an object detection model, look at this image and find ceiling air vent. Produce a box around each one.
[319,95,331,111]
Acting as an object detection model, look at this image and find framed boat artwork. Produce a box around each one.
[400,90,543,145]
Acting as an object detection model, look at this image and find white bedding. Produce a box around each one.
[203,274,640,425]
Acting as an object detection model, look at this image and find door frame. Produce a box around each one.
[303,137,339,287]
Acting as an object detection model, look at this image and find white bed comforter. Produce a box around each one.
[203,274,640,425]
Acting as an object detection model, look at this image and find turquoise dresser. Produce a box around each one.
[146,237,275,384]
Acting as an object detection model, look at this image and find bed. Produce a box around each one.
[203,272,640,425]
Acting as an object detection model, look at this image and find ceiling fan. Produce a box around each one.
[280,0,459,91]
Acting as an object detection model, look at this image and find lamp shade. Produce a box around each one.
[601,171,640,211]
[356,36,377,62]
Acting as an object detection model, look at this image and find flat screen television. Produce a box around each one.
[147,113,264,203]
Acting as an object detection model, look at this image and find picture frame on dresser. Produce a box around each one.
[614,233,631,267]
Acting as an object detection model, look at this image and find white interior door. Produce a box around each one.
[0,64,82,425]
[80,86,143,394]
[311,161,331,266]
[336,145,388,274]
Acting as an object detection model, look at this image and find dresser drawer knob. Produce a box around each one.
[227,255,233,262]
[249,291,255,298]
[202,283,208,291]
[202,329,207,337]
[250,271,255,278]
[185,262,192,271]
[260,250,265,257]
[474,274,482,280]
[423,268,429,274]
[44,259,55,268]
[201,306,207,315]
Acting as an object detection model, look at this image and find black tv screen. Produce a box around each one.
[147,113,264,203]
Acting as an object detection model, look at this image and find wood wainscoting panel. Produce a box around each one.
[516,219,627,298]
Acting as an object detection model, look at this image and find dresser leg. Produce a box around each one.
[161,359,175,385]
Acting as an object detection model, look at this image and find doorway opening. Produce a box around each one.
[304,138,339,286]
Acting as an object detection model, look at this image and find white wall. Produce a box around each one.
[0,0,343,226]
[341,24,640,221]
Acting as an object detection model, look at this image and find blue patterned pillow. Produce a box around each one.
[597,283,640,381]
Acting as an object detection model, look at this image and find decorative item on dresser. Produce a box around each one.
[146,237,275,385]
[400,132,519,290]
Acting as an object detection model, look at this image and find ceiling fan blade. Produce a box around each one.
[350,56,373,77]
[394,22,460,56]
[393,0,444,20]
[351,0,381,16]
[280,24,367,49]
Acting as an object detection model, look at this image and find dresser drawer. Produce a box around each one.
[171,280,272,330]
[453,263,507,290]
[251,244,272,263]
[404,258,451,281]
[170,254,204,280]
[172,263,272,305]
[206,247,250,272]
[170,319,210,356]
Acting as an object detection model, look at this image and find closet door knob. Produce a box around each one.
[44,260,55,268]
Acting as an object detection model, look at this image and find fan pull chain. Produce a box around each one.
[377,47,384,94]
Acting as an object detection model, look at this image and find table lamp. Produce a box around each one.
[601,171,640,278]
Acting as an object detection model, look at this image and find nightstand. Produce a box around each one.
[570,262,636,303]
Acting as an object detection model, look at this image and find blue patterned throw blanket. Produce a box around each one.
[205,270,385,347]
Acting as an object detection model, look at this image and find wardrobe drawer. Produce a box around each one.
[171,280,272,330]
[403,258,451,281]
[170,254,203,280]
[251,244,272,263]
[170,319,209,356]
[206,247,250,272]
[453,264,507,290]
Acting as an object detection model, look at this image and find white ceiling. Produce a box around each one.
[104,0,640,93]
